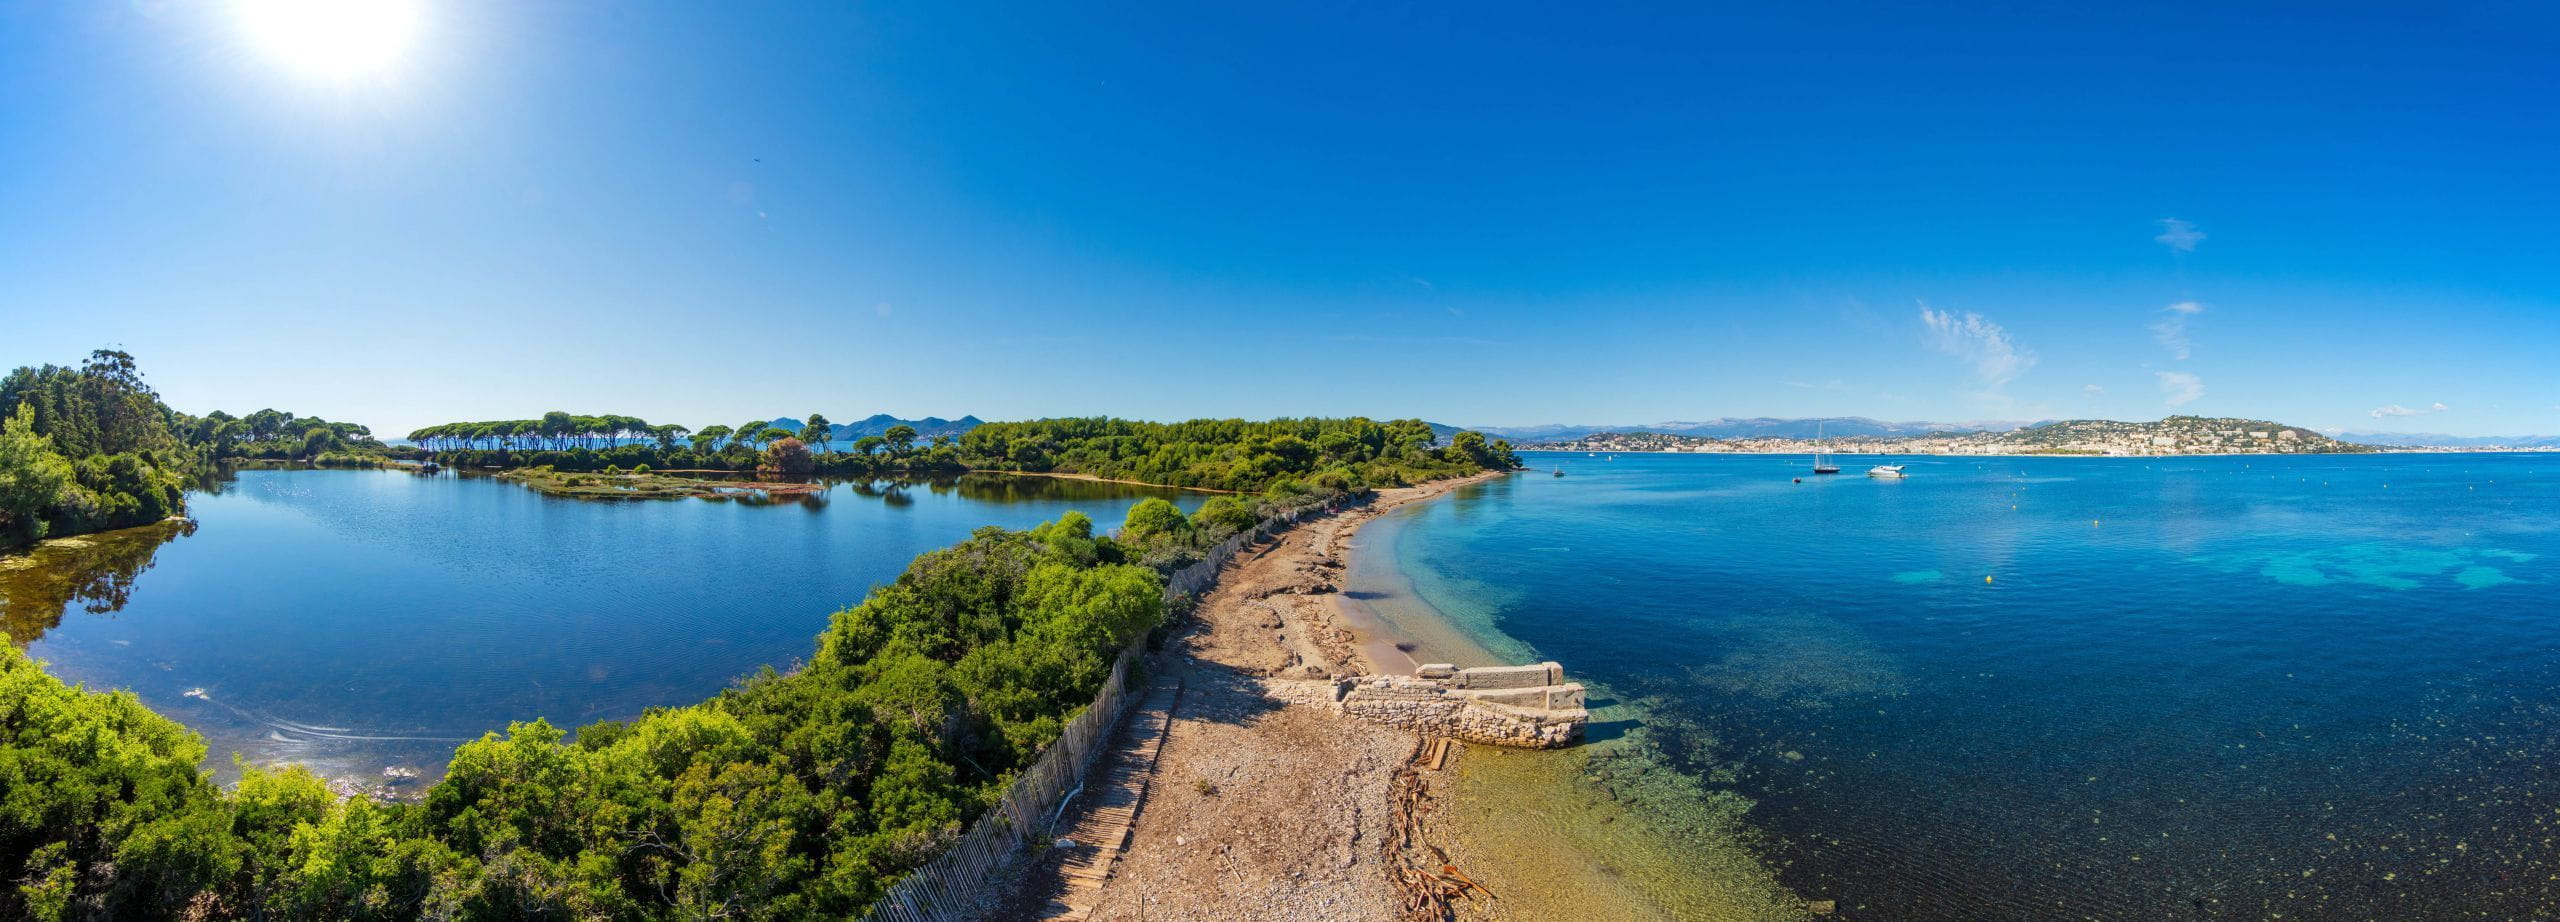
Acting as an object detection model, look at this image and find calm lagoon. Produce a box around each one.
[1359,451,2558,920]
[1,467,1195,791]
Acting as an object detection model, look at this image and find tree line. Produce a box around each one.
[410,413,959,477]
[408,413,935,457]
[956,416,1519,494]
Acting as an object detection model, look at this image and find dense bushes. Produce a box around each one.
[0,514,1163,919]
[957,417,1517,494]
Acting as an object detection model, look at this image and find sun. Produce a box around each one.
[234,0,420,80]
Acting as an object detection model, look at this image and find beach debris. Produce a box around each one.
[182,687,209,700]
[1439,865,1496,900]
[1807,898,1838,914]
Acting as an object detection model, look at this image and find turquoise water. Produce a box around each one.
[1,468,1194,789]
[1383,452,2558,919]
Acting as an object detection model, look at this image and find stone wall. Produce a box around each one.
[1334,662,1588,749]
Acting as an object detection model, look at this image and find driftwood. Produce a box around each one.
[1386,737,1494,919]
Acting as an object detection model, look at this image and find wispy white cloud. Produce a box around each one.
[2369,402,2450,419]
[2156,218,2204,252]
[2083,384,2105,396]
[1918,303,2035,389]
[2150,300,2204,360]
[2156,371,2205,406]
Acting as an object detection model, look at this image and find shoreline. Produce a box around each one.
[1026,468,1811,921]
[1011,471,1502,920]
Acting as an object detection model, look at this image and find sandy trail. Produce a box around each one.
[1000,472,1504,921]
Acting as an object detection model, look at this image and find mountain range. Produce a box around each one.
[762,414,984,443]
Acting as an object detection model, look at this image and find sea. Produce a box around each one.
[1345,451,2557,920]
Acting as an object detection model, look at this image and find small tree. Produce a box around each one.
[801,413,833,454]
[1121,498,1188,544]
[884,424,918,455]
[764,437,815,476]
[852,436,884,456]
[299,426,341,459]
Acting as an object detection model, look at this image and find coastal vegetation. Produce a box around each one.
[958,416,1519,493]
[0,513,1164,919]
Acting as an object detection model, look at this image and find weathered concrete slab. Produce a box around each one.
[1334,662,1588,749]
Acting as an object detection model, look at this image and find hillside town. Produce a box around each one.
[1524,416,2379,456]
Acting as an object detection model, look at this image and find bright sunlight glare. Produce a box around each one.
[234,0,420,80]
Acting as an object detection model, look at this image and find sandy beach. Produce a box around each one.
[999,471,1502,920]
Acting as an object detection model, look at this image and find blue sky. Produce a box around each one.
[4,1,2555,437]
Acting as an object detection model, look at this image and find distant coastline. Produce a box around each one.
[1520,447,2559,458]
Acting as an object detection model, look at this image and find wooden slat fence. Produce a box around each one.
[861,490,1362,921]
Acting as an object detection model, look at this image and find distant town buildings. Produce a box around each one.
[1523,416,2383,456]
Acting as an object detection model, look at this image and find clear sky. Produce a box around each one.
[4,2,2555,437]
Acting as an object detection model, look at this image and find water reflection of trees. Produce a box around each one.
[945,473,1185,504]
[0,518,193,644]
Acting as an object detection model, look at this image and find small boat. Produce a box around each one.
[1867,464,1906,478]
[1811,423,1841,475]
[1553,467,1566,478]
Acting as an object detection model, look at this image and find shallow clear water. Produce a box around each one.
[1378,452,2559,920]
[1,468,1193,789]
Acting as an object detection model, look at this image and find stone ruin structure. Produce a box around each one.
[1333,661,1588,748]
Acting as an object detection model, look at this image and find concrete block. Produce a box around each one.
[1451,663,1557,690]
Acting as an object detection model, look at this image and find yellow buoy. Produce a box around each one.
[1985,575,1995,584]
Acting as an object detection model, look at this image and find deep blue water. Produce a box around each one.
[1389,452,2558,920]
[2,468,1193,789]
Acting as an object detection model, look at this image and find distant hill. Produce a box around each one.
[2331,430,2560,449]
[1522,415,2373,455]
[1453,417,2036,442]
[761,414,984,443]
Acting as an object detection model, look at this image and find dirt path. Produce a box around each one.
[997,472,1506,922]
